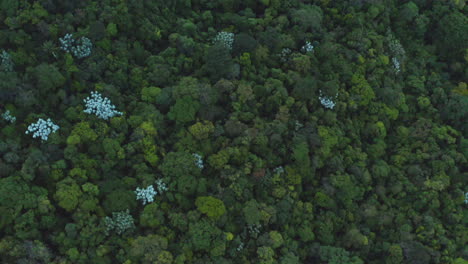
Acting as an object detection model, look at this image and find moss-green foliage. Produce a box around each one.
[195,196,226,219]
[140,86,162,103]
[67,121,98,145]
[54,178,82,212]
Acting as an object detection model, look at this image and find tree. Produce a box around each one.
[243,200,262,225]
[160,151,201,179]
[139,203,164,228]
[290,5,323,32]
[129,234,172,264]
[167,95,200,124]
[434,11,468,60]
[440,93,468,134]
[54,177,82,212]
[195,196,226,220]
[318,246,364,264]
[140,86,162,103]
[104,209,135,235]
[203,43,235,81]
[188,219,224,253]
[32,63,65,94]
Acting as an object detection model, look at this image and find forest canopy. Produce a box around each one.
[0,0,467,263]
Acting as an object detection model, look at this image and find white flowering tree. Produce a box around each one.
[213,31,234,51]
[25,118,59,141]
[387,33,405,74]
[0,50,14,72]
[155,179,168,193]
[2,110,16,123]
[193,153,204,169]
[59,33,92,59]
[104,209,135,235]
[301,41,314,53]
[135,185,157,205]
[83,91,123,120]
[319,90,338,110]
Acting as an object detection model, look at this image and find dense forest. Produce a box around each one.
[0,0,467,263]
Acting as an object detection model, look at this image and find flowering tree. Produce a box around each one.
[193,153,204,169]
[25,118,59,141]
[2,110,16,123]
[59,33,92,58]
[135,185,157,205]
[0,50,14,72]
[83,91,123,120]
[213,31,234,51]
[319,90,338,109]
[104,209,135,235]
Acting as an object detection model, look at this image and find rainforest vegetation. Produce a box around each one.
[0,0,467,263]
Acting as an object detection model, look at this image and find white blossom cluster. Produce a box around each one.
[135,185,157,205]
[392,57,401,73]
[388,37,406,59]
[294,120,304,131]
[273,166,284,175]
[71,37,92,59]
[301,41,315,53]
[319,91,338,109]
[83,91,123,120]
[25,118,59,141]
[59,33,92,58]
[279,48,292,62]
[236,241,244,252]
[155,179,168,193]
[387,33,405,73]
[213,31,234,51]
[104,209,135,235]
[2,110,16,123]
[0,50,14,72]
[247,224,262,236]
[193,153,204,169]
[59,33,74,52]
[465,192,468,204]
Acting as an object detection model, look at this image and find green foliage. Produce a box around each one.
[160,151,201,179]
[204,43,235,81]
[106,23,118,36]
[350,72,375,107]
[129,234,171,264]
[188,219,224,252]
[291,5,323,32]
[102,189,137,214]
[67,121,98,145]
[32,63,65,93]
[386,244,404,264]
[319,246,364,264]
[195,196,226,219]
[54,177,82,212]
[257,246,275,264]
[168,96,200,124]
[139,203,163,228]
[0,177,29,229]
[243,200,262,225]
[188,121,215,140]
[140,86,162,103]
[435,11,468,60]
